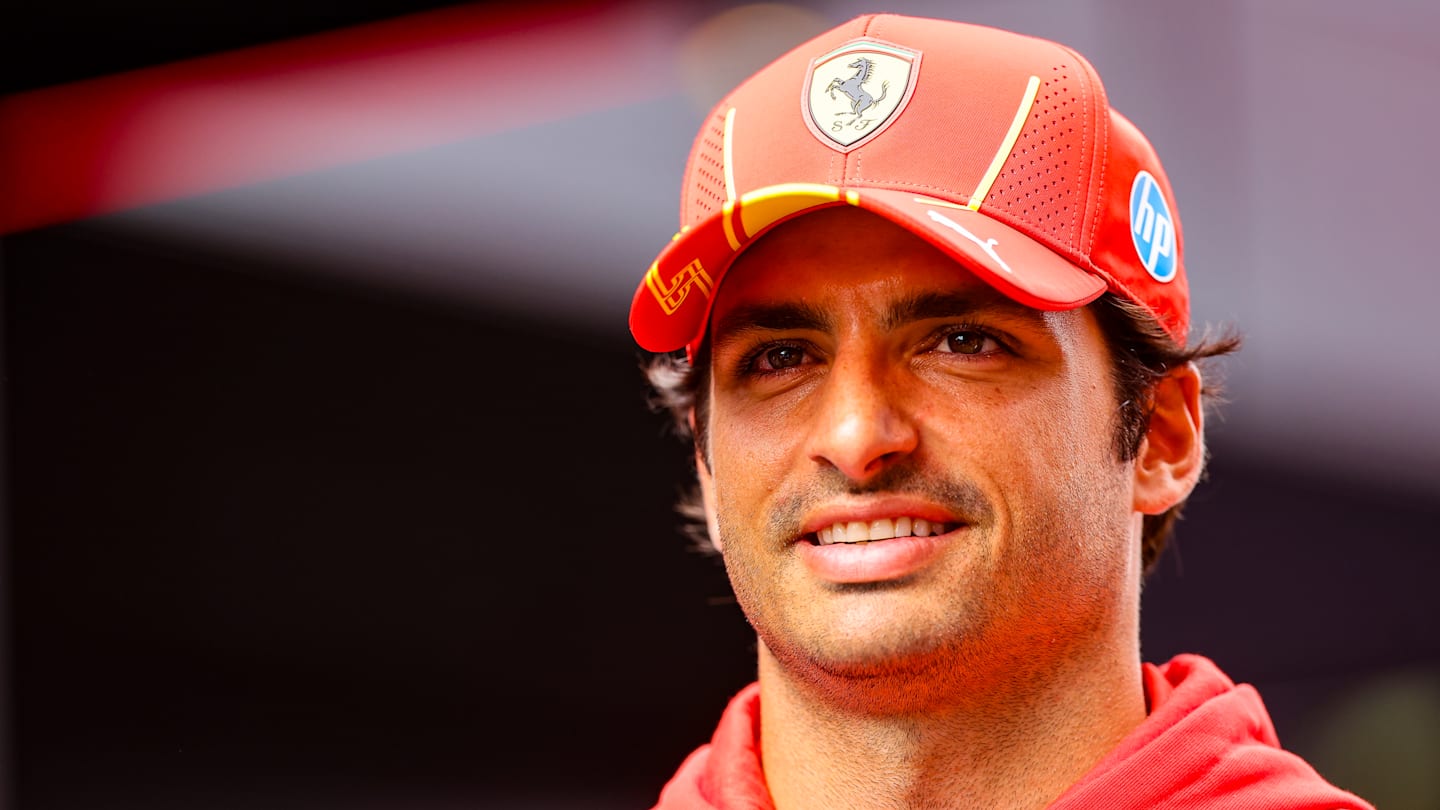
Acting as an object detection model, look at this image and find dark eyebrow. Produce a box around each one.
[881,290,1041,330]
[711,288,1046,350]
[711,301,832,348]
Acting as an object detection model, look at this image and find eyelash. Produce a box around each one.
[735,324,1011,378]
[924,324,1010,357]
[739,340,814,377]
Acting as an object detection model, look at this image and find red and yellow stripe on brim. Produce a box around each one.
[628,182,1108,357]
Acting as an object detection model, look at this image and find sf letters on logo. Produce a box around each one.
[647,259,715,315]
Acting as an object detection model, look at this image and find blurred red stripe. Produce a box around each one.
[0,0,678,234]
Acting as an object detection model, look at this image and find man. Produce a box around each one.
[628,14,1371,810]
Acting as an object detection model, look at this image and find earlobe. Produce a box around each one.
[1133,362,1205,515]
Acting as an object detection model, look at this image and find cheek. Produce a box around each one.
[932,364,1123,531]
[708,407,801,522]
[1041,377,1116,464]
[918,374,1107,468]
[712,379,817,464]
[1018,355,1135,565]
[1032,312,1127,477]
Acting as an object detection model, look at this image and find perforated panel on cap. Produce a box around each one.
[686,112,729,227]
[988,65,1079,248]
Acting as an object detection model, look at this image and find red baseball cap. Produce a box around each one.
[629,13,1190,356]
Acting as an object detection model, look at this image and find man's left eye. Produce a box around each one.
[937,330,998,355]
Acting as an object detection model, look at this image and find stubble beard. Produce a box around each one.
[716,454,1136,714]
[715,463,1036,713]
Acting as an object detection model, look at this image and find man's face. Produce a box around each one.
[700,206,1144,697]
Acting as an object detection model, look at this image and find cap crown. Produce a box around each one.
[637,14,1189,351]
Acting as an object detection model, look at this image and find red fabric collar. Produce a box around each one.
[654,682,771,810]
[653,655,1372,809]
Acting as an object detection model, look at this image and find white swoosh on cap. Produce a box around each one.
[926,210,1014,274]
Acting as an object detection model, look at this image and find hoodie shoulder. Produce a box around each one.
[1051,655,1373,809]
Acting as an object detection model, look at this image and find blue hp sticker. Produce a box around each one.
[1129,170,1176,283]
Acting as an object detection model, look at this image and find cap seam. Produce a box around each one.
[1075,52,1090,254]
[848,177,966,198]
[843,14,887,185]
[863,12,884,38]
[1090,111,1109,258]
[1084,49,1111,257]
[1057,41,1107,257]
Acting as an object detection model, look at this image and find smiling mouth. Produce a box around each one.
[811,517,953,546]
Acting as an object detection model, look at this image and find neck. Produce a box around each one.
[757,637,1145,810]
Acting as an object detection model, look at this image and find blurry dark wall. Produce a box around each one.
[3,225,759,808]
[4,221,1437,809]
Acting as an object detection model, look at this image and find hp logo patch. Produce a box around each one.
[1129,170,1176,283]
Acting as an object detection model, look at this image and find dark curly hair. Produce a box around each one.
[644,292,1240,574]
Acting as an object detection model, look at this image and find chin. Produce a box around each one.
[758,607,1036,708]
[772,622,972,682]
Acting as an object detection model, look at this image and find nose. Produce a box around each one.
[803,350,919,484]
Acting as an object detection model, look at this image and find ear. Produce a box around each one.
[1133,361,1205,515]
[690,409,724,553]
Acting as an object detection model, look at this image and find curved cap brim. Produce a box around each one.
[629,183,1107,355]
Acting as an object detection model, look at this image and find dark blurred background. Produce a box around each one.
[3,1,1437,808]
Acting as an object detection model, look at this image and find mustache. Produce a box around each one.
[766,463,994,539]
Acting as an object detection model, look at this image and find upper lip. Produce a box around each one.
[798,496,966,539]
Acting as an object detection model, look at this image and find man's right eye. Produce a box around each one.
[758,345,806,370]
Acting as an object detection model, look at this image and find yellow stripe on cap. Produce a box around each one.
[736,183,843,243]
[915,196,968,210]
[968,75,1041,211]
[721,200,741,251]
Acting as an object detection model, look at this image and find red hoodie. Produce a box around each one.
[653,655,1372,809]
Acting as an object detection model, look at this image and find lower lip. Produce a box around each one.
[795,533,951,584]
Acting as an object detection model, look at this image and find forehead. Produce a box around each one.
[710,206,1037,333]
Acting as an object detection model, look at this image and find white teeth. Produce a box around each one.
[815,516,951,544]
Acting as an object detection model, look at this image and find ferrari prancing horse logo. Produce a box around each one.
[805,40,920,152]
